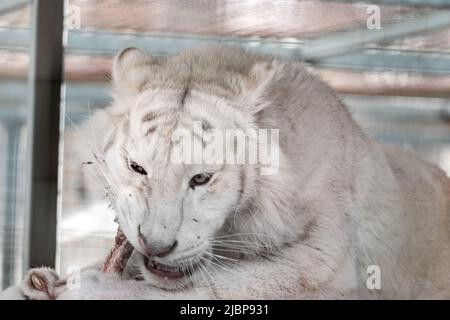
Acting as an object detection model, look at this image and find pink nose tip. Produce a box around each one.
[138,236,150,255]
[138,229,177,257]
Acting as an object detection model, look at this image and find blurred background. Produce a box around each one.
[0,0,449,289]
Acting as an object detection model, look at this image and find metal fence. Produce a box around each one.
[1,0,450,289]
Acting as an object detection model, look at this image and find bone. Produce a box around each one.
[102,227,134,275]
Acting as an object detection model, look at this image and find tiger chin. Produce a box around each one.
[2,46,450,300]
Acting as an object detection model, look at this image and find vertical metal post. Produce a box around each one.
[24,0,64,271]
[1,123,21,288]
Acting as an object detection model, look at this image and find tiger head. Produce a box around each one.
[82,47,297,289]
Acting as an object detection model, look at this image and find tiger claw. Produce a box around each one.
[21,268,65,300]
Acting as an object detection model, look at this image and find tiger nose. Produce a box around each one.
[138,229,177,257]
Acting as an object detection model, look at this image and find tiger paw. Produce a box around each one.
[20,268,67,300]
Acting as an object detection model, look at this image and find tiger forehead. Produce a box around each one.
[139,109,214,133]
[142,112,212,128]
[132,87,237,135]
[142,111,159,123]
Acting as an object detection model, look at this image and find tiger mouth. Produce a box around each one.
[143,256,199,280]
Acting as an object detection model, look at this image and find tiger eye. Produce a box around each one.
[129,161,147,175]
[189,173,212,189]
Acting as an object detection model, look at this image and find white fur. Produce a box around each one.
[2,46,450,299]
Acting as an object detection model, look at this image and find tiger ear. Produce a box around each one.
[112,47,159,95]
[239,59,285,115]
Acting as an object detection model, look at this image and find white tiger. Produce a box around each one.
[2,46,450,299]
